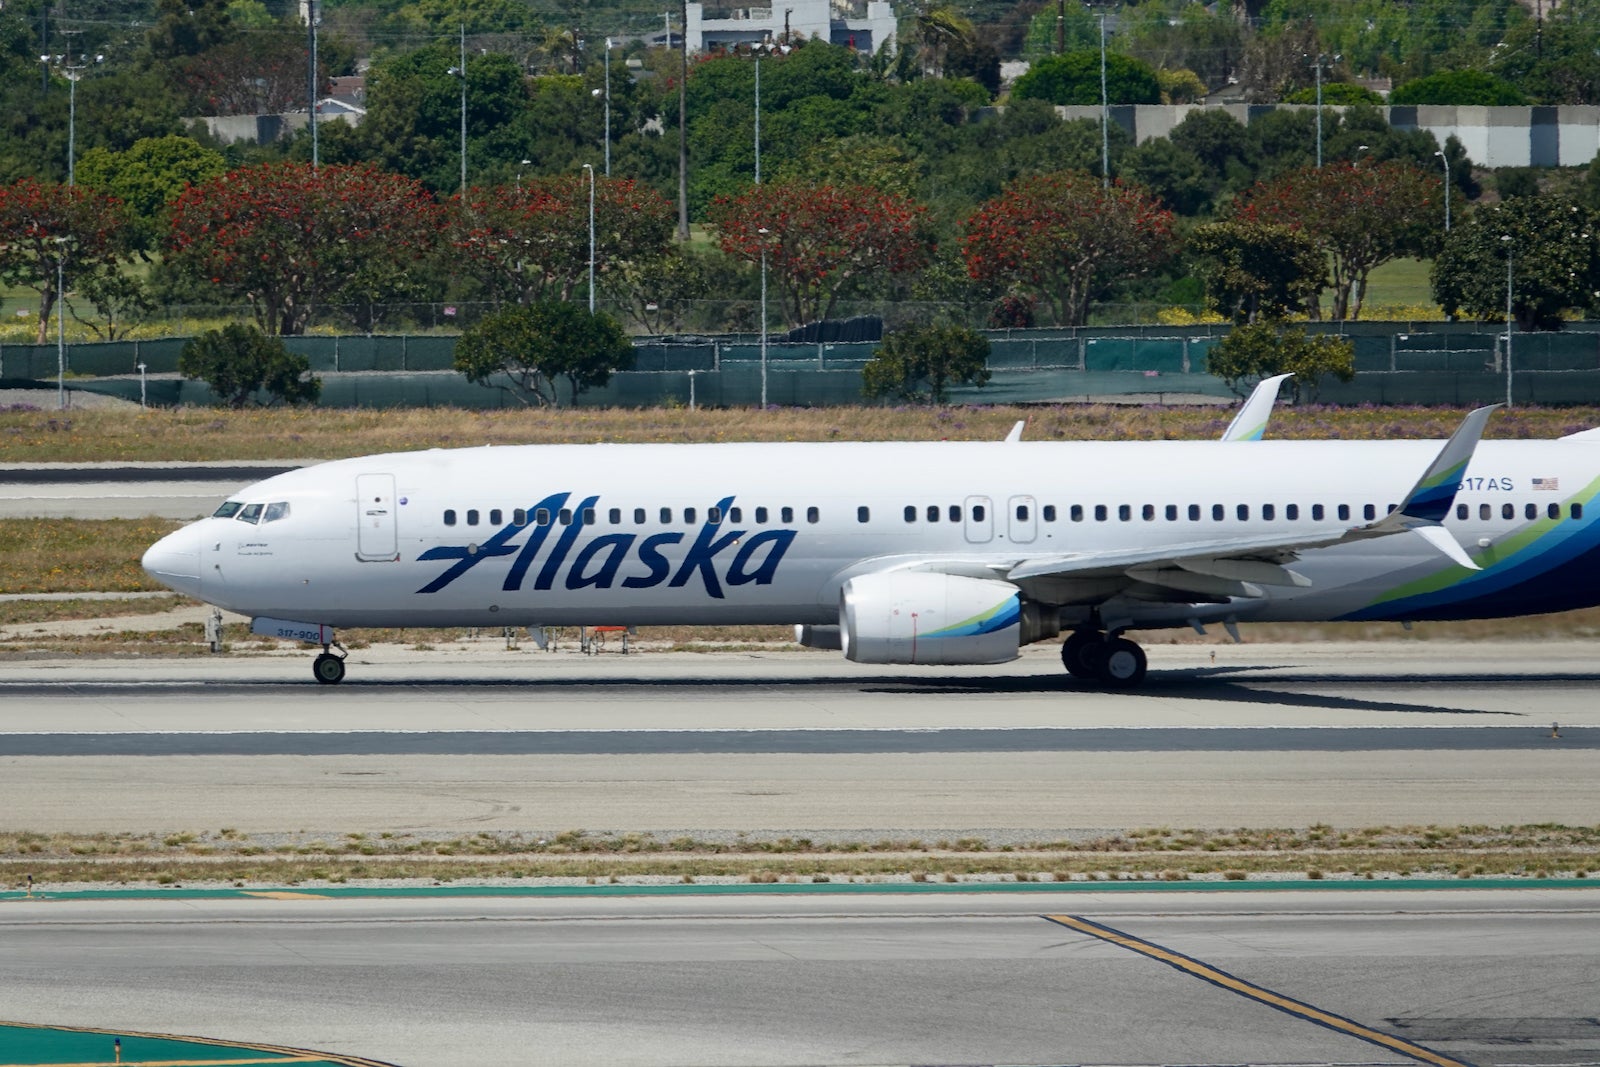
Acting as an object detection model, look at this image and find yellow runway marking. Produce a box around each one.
[1,1020,396,1067]
[1044,913,1479,1067]
[238,892,330,901]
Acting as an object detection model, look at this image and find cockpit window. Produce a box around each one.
[262,501,290,523]
[213,501,243,519]
[237,503,264,524]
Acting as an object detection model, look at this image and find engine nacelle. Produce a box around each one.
[840,572,1022,665]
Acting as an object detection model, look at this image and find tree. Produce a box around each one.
[1119,138,1210,215]
[1284,82,1383,104]
[1012,51,1161,105]
[0,178,130,344]
[1206,321,1354,404]
[863,322,990,404]
[454,301,634,407]
[1237,161,1442,320]
[1431,196,1600,331]
[449,176,675,307]
[1390,70,1527,105]
[178,323,321,408]
[75,135,227,248]
[709,180,934,329]
[164,163,444,335]
[1187,221,1326,323]
[962,171,1174,327]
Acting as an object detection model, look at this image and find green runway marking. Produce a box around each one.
[1044,914,1479,1067]
[0,1022,395,1067]
[2,876,1597,902]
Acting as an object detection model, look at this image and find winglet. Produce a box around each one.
[1391,404,1500,525]
[1221,374,1292,442]
[1004,420,1025,443]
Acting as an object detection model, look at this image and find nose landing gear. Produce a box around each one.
[313,642,348,685]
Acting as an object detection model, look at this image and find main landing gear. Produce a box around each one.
[313,640,348,685]
[1061,629,1147,688]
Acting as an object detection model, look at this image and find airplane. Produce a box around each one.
[141,387,1600,687]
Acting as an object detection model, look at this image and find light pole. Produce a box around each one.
[754,52,761,185]
[308,0,320,170]
[1502,234,1514,409]
[603,38,612,177]
[449,25,467,193]
[1435,149,1451,232]
[1311,52,1338,168]
[583,163,596,314]
[1098,11,1108,188]
[759,226,769,409]
[54,238,67,410]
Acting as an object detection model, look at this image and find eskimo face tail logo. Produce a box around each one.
[416,493,795,598]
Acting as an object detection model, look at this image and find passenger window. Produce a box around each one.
[634,508,647,524]
[1387,504,1398,514]
[1212,504,1224,521]
[927,505,940,522]
[237,503,263,524]
[1338,505,1351,521]
[781,507,794,523]
[660,507,672,524]
[948,505,961,522]
[709,507,723,524]
[1312,504,1325,521]
[213,501,243,519]
[444,509,457,526]
[756,506,769,524]
[904,505,917,523]
[1142,504,1155,521]
[1016,504,1029,521]
[1237,504,1250,521]
[807,506,820,523]
[1574,503,1585,519]
[1042,505,1057,522]
[1502,503,1514,520]
[857,506,870,523]
[1262,504,1274,521]
[467,509,480,526]
[1071,504,1084,522]
[558,509,572,525]
[1286,504,1299,520]
[536,509,551,526]
[1548,503,1560,520]
[514,508,527,527]
[1165,505,1177,521]
[1118,504,1130,522]
[971,504,983,521]
[583,508,596,524]
[609,508,622,524]
[1188,504,1201,521]
[1455,504,1468,521]
[1524,503,1536,520]
[1362,504,1375,521]
[263,501,290,523]
[1480,503,1491,521]
[489,509,502,525]
[729,507,742,523]
[684,507,696,524]
[1094,505,1108,522]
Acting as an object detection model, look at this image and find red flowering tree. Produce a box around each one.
[0,178,130,344]
[962,172,1174,328]
[448,176,675,306]
[164,163,444,335]
[1235,161,1442,321]
[709,181,935,328]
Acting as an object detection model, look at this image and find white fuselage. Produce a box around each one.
[141,438,1600,635]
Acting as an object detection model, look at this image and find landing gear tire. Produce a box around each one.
[1097,637,1147,688]
[313,651,346,685]
[1060,630,1106,679]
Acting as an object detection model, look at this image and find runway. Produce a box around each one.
[1,644,1596,834]
[0,463,296,519]
[1,889,1597,1067]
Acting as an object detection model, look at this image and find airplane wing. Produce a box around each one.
[995,404,1499,602]
[1220,373,1292,442]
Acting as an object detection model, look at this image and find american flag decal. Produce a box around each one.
[1533,477,1560,490]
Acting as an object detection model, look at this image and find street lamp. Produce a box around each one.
[1097,11,1109,187]
[42,45,99,186]
[448,25,467,192]
[1502,234,1514,408]
[583,163,595,314]
[603,38,612,177]
[308,0,320,170]
[758,226,769,409]
[1435,149,1451,232]
[1311,52,1339,168]
[754,51,761,185]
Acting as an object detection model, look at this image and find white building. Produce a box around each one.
[686,0,896,55]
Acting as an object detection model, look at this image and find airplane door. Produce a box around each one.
[1008,495,1037,544]
[356,473,398,561]
[964,495,993,544]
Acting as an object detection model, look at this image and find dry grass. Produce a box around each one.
[3,403,1600,463]
[0,518,180,594]
[0,595,192,626]
[2,825,1595,886]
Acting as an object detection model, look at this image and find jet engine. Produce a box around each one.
[840,571,1029,665]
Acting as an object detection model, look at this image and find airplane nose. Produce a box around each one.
[142,525,202,597]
